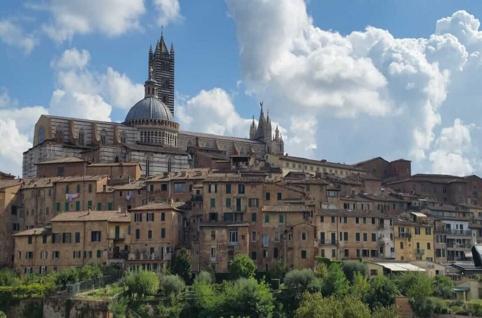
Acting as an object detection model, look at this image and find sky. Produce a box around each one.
[1,0,482,177]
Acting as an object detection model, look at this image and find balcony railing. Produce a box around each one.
[397,232,411,239]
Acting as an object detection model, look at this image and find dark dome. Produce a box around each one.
[124,97,173,123]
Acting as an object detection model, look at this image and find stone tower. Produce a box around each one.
[148,33,175,115]
[249,102,284,155]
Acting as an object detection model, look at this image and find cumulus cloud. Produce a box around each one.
[226,1,482,174]
[154,0,181,26]
[429,119,475,176]
[40,0,145,42]
[50,48,144,121]
[0,20,36,53]
[176,88,252,137]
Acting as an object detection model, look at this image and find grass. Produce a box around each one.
[79,283,124,300]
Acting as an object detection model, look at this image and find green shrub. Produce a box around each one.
[467,299,482,316]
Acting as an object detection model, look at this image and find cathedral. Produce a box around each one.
[22,34,284,178]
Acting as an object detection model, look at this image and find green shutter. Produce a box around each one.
[75,201,80,211]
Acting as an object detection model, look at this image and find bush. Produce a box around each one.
[371,306,398,318]
[194,271,213,284]
[295,293,371,318]
[171,249,192,283]
[159,274,186,298]
[432,275,454,299]
[364,275,399,309]
[467,299,482,316]
[322,263,349,297]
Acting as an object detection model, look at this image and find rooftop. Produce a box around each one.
[51,211,130,223]
[13,227,48,237]
[129,202,185,211]
[36,156,86,165]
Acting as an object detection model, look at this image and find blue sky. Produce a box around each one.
[1,0,482,176]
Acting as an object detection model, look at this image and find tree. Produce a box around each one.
[321,263,349,297]
[342,261,367,283]
[281,269,323,314]
[123,271,159,300]
[171,248,192,283]
[395,272,433,299]
[352,272,370,300]
[218,278,274,317]
[159,274,186,298]
[433,275,454,299]
[364,275,399,310]
[194,271,213,284]
[229,254,256,279]
[0,269,19,286]
[295,293,371,318]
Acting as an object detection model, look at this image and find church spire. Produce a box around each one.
[249,115,257,140]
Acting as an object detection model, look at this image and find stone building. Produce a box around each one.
[23,35,284,178]
[13,211,130,274]
[126,202,184,272]
[0,179,22,266]
[355,157,411,181]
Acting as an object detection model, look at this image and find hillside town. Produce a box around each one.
[2,32,482,317]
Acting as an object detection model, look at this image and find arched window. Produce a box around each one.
[100,129,107,145]
[78,129,85,146]
[120,131,126,144]
[38,127,46,144]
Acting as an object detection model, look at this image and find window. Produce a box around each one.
[251,213,257,222]
[225,198,232,208]
[279,214,285,224]
[208,184,217,193]
[425,227,432,235]
[210,198,216,209]
[28,236,32,244]
[356,217,359,224]
[91,231,101,242]
[400,242,404,249]
[75,201,80,211]
[87,200,92,209]
[248,198,259,207]
[62,232,72,243]
[320,216,324,223]
[277,192,282,200]
[134,213,143,222]
[161,212,165,221]
[64,202,69,212]
[226,184,231,194]
[301,232,307,240]
[251,231,257,242]
[344,249,349,257]
[251,251,257,260]
[148,230,152,240]
[372,233,376,242]
[107,202,113,210]
[415,227,420,235]
[265,192,271,201]
[97,202,102,210]
[52,251,60,259]
[52,233,61,243]
[344,232,348,241]
[274,247,279,258]
[229,231,238,243]
[97,250,102,258]
[301,250,307,259]
[42,235,48,244]
[75,232,80,243]
[264,214,270,224]
[363,233,368,241]
[356,233,360,241]
[332,249,336,258]
[210,247,216,258]
[135,229,140,240]
[161,184,168,191]
[146,213,154,222]
[427,242,431,250]
[238,184,245,194]
[331,216,336,223]
[174,182,186,193]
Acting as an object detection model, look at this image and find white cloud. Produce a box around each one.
[429,119,475,176]
[0,20,36,53]
[226,1,482,174]
[41,0,145,42]
[154,0,181,26]
[50,48,144,121]
[176,88,252,137]
[0,118,32,177]
[49,89,111,121]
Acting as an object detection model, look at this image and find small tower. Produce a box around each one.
[254,102,267,141]
[144,66,157,97]
[249,116,257,140]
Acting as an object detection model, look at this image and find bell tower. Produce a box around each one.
[148,33,175,115]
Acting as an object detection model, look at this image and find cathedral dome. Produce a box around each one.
[124,96,173,124]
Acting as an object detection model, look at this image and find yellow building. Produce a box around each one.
[394,212,435,262]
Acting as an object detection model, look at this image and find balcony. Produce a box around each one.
[108,250,128,260]
[446,242,472,249]
[439,229,472,237]
[128,251,171,261]
[397,232,411,239]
